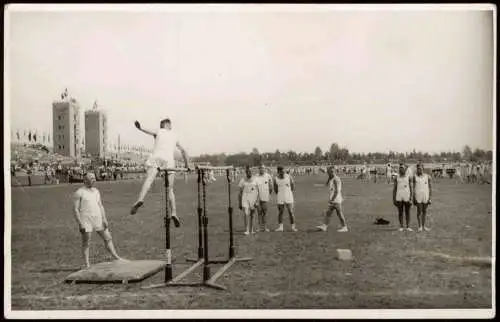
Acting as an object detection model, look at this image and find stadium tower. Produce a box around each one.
[52,90,82,158]
[84,101,108,159]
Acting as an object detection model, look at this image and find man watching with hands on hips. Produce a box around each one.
[130,118,190,228]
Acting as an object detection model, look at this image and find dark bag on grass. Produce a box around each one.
[374,218,390,225]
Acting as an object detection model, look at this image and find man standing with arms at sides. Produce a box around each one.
[466,162,473,183]
[274,165,297,232]
[238,165,259,235]
[316,166,348,232]
[412,163,432,232]
[454,163,464,184]
[130,118,190,229]
[73,172,127,268]
[393,163,413,231]
[386,163,393,184]
[255,164,274,232]
[441,163,447,179]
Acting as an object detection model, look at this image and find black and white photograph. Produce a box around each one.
[4,3,495,319]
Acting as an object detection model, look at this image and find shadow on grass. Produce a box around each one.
[35,267,81,273]
[304,228,327,233]
[368,227,400,232]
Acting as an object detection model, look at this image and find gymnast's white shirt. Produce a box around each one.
[149,128,177,167]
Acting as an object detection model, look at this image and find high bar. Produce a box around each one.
[157,167,190,172]
[196,165,234,170]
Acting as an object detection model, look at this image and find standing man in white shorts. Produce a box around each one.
[316,166,348,232]
[386,163,393,184]
[238,165,259,235]
[274,165,297,232]
[255,164,273,232]
[73,172,126,268]
[130,118,190,228]
[393,163,413,231]
[412,162,432,232]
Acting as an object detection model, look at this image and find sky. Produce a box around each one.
[5,4,495,156]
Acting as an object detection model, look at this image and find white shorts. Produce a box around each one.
[414,192,429,204]
[330,195,343,204]
[81,214,104,232]
[277,194,294,205]
[242,195,258,211]
[145,156,175,170]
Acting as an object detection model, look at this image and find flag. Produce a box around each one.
[28,131,32,142]
[33,131,37,142]
[16,130,20,140]
[48,133,51,143]
[61,88,68,100]
[43,132,46,143]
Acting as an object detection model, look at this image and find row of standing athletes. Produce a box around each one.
[238,163,348,234]
[237,162,433,234]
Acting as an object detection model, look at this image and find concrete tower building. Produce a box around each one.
[52,95,81,158]
[85,104,107,159]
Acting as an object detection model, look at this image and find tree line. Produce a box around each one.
[192,143,493,167]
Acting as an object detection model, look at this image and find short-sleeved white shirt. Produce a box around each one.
[255,173,273,202]
[238,176,259,196]
[151,128,177,164]
[74,187,102,219]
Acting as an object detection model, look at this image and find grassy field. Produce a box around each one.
[8,173,493,312]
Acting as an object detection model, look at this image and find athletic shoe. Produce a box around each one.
[406,227,413,232]
[316,225,327,232]
[275,226,284,232]
[264,228,270,232]
[244,231,250,235]
[418,227,423,232]
[130,201,144,215]
[337,226,349,232]
[291,227,298,232]
[424,226,431,232]
[398,227,405,232]
[171,215,181,228]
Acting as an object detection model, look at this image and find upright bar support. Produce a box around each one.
[197,168,204,259]
[163,169,172,283]
[227,169,235,259]
[202,169,211,281]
